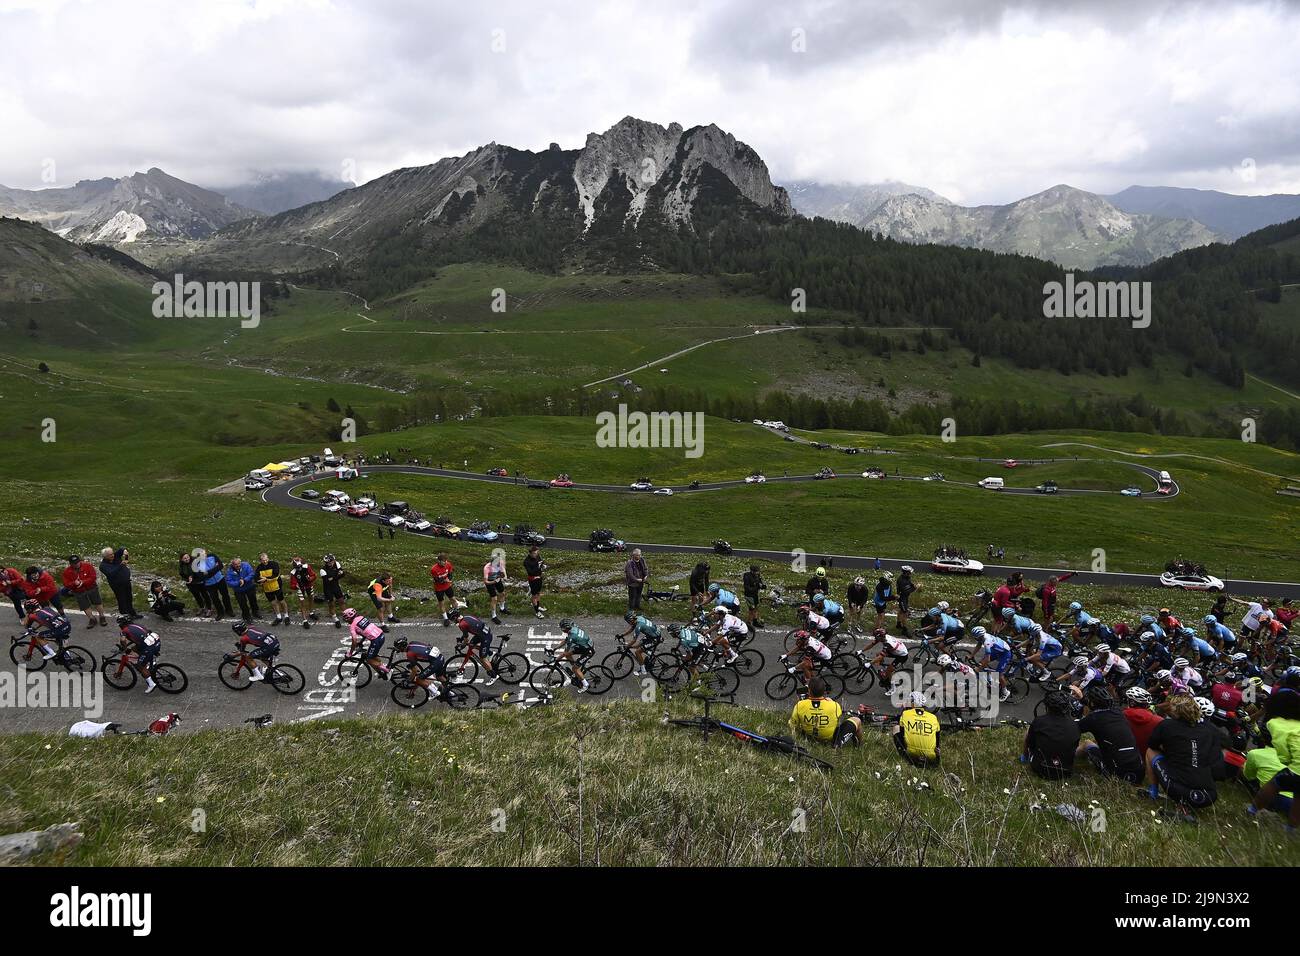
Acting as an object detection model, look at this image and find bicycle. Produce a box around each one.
[528,648,615,696]
[602,632,670,680]
[218,644,306,695]
[666,692,833,771]
[655,640,755,695]
[10,634,95,673]
[388,662,480,709]
[764,654,846,701]
[443,633,531,685]
[337,638,407,689]
[101,650,189,694]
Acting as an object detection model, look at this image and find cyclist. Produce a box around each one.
[1057,654,1104,693]
[449,606,501,684]
[844,576,870,632]
[974,621,1014,702]
[1176,626,1219,667]
[894,690,940,767]
[555,619,594,692]
[343,607,389,679]
[401,640,450,699]
[871,571,895,631]
[232,621,281,682]
[116,614,162,693]
[862,626,909,690]
[936,653,977,679]
[1023,623,1063,680]
[616,610,663,677]
[706,607,745,664]
[1063,601,1100,641]
[1090,642,1132,689]
[20,598,72,660]
[788,628,833,685]
[918,606,964,655]
[789,676,861,748]
[798,603,835,644]
[895,565,920,636]
[811,592,844,629]
[1204,614,1237,655]
[1171,656,1204,690]
[706,582,741,615]
[670,622,707,670]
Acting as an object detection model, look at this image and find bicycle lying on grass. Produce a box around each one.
[666,691,834,771]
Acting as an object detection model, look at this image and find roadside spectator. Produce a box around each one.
[199,550,233,620]
[1036,572,1077,624]
[483,552,507,624]
[99,546,139,619]
[894,691,941,767]
[895,565,919,636]
[993,572,1027,631]
[255,553,289,625]
[22,565,64,614]
[61,555,107,628]
[368,571,397,624]
[1244,727,1295,818]
[805,566,829,601]
[430,553,455,624]
[689,561,711,612]
[225,556,259,621]
[320,554,346,627]
[1022,691,1080,780]
[289,557,318,628]
[1145,693,1224,819]
[625,549,649,611]
[178,550,212,618]
[148,581,185,622]
[742,564,764,629]
[1,565,26,619]
[524,546,546,619]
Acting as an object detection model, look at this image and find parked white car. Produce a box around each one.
[1159,571,1224,592]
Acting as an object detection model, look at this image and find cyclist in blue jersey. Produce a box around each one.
[918,607,965,653]
[402,641,451,697]
[811,593,844,628]
[707,582,741,615]
[973,621,1014,702]
[1024,623,1063,680]
[1203,615,1237,654]
[20,599,72,660]
[1176,626,1218,666]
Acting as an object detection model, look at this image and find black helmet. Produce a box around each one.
[668,624,682,638]
[116,614,133,627]
[232,622,249,635]
[559,619,574,631]
[446,606,461,621]
[624,610,638,624]
[1085,684,1114,710]
[393,638,409,651]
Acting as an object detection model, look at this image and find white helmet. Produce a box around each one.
[901,565,913,573]
[1125,686,1153,705]
[937,654,953,667]
[1072,655,1089,667]
[971,626,987,639]
[1232,652,1248,662]
[1195,696,1216,718]
[1173,657,1189,669]
[1155,669,1172,680]
[907,691,927,709]
[937,600,950,611]
[1095,643,1111,654]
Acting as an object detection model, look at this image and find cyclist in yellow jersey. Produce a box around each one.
[894,691,941,766]
[789,677,861,747]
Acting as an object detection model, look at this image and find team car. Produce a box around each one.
[1035,481,1059,494]
[432,518,463,538]
[1159,570,1225,592]
[1003,459,1019,468]
[861,468,885,479]
[1120,486,1143,497]
[923,472,945,482]
[745,473,767,484]
[300,489,321,500]
[930,553,985,575]
[814,467,836,480]
[629,478,654,491]
[320,501,343,513]
[461,521,500,543]
[588,529,626,552]
[653,488,673,496]
[356,497,377,510]
[404,513,433,532]
[513,524,547,546]
[549,474,574,487]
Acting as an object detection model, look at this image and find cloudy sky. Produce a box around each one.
[2,0,1298,203]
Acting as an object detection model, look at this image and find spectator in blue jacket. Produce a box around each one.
[199,551,233,620]
[225,556,259,621]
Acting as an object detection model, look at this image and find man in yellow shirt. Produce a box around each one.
[789,677,861,747]
[894,691,941,767]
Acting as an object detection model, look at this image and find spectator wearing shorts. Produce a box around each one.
[523,547,546,620]
[255,553,289,625]
[483,553,507,624]
[320,554,346,627]
[430,554,455,625]
[369,572,397,624]
[62,555,107,627]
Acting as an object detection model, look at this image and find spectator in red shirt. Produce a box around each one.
[1,566,26,620]
[430,553,456,625]
[61,555,108,627]
[993,573,1027,631]
[1036,571,1077,624]
[21,566,64,614]
[1275,599,1298,629]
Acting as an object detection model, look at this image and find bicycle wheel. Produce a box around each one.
[9,639,48,671]
[649,651,681,681]
[337,655,374,690]
[529,664,566,695]
[583,664,616,695]
[827,652,858,677]
[819,672,846,699]
[152,663,189,695]
[656,663,690,693]
[699,667,740,697]
[268,663,305,695]
[843,662,874,695]
[732,648,764,677]
[765,671,799,701]
[444,653,479,684]
[101,655,137,691]
[391,681,430,709]
[218,658,253,690]
[444,683,480,709]
[602,649,635,680]
[57,645,96,674]
[1003,676,1029,705]
[782,629,805,654]
[492,652,530,685]
[1033,696,1049,718]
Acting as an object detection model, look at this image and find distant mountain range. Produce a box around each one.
[210,170,352,215]
[1104,185,1300,241]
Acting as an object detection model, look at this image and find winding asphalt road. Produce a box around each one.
[260,463,1298,598]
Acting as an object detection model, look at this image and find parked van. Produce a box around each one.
[978,477,1005,490]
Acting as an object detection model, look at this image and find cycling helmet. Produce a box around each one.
[1071,655,1089,668]
[815,567,826,577]
[559,620,574,632]
[21,598,39,613]
[872,627,887,639]
[1086,684,1114,709]
[812,593,826,605]
[1158,608,1171,617]
[1125,686,1153,705]
[853,576,865,587]
[713,606,728,616]
[971,626,987,639]
[928,607,943,618]
[1001,607,1015,619]
[668,624,682,638]
[1284,665,1300,680]
[937,600,950,611]
[323,553,336,563]
[707,583,720,595]
[1203,615,1218,625]
[1232,652,1248,662]
[1173,657,1189,668]
[1155,669,1172,681]
[1140,615,1155,626]
[393,638,409,651]
[1195,696,1216,718]
[1095,643,1111,654]
[116,614,133,627]
[880,570,893,581]
[1069,601,1082,613]
[342,608,357,621]
[900,565,913,574]
[907,691,927,709]
[937,654,953,667]
[1179,627,1195,638]
[446,607,461,622]
[624,610,638,624]
[232,622,248,635]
